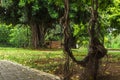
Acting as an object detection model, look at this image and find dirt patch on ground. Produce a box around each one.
[97,62,120,80]
[54,62,120,80]
[33,58,120,80]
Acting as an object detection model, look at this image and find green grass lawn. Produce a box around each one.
[0,47,64,73]
[0,47,120,73]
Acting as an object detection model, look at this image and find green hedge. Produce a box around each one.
[0,24,11,45]
[9,24,31,47]
[0,24,31,47]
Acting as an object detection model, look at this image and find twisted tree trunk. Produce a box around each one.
[62,0,70,79]
[81,0,107,80]
[61,0,107,80]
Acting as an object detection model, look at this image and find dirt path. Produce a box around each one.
[53,61,120,80]
[0,60,60,80]
[32,57,120,80]
[99,62,120,80]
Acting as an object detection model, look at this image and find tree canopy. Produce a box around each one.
[0,0,120,48]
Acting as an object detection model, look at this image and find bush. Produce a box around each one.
[105,33,120,48]
[111,34,120,48]
[45,25,61,41]
[9,24,31,47]
[0,24,11,45]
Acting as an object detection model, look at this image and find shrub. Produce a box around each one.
[111,34,120,48]
[9,24,31,47]
[0,24,11,45]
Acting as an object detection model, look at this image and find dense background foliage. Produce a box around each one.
[0,24,31,47]
[0,0,120,48]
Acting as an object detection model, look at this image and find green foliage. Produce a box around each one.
[73,24,80,37]
[111,34,120,48]
[0,0,20,24]
[1,0,13,8]
[104,33,113,48]
[45,25,61,41]
[105,33,120,48]
[105,0,120,34]
[0,24,11,45]
[0,24,32,47]
[0,47,63,73]
[73,23,89,47]
[0,0,120,48]
[0,47,120,73]
[9,25,31,47]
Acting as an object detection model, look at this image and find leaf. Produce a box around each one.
[105,71,110,74]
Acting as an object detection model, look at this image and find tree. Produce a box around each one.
[61,0,108,80]
[107,0,120,35]
[0,0,56,48]
[98,0,120,37]
[81,0,107,79]
[0,24,11,45]
[0,0,95,48]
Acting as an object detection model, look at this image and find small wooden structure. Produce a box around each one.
[45,41,63,49]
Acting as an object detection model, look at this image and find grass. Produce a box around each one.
[107,50,120,62]
[0,47,120,73]
[0,47,64,73]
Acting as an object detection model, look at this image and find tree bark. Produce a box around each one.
[30,23,39,48]
[61,0,107,79]
[38,22,46,47]
[30,22,46,48]
[81,0,107,80]
[62,0,71,80]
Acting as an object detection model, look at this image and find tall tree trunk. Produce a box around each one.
[30,22,46,48]
[61,0,71,80]
[30,23,39,48]
[81,0,107,80]
[38,22,46,47]
[61,0,107,79]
